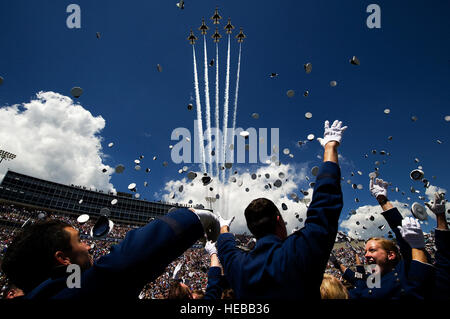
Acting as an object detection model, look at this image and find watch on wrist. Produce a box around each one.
[377,195,388,206]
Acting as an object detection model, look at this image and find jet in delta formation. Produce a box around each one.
[211,7,222,24]
[212,28,222,43]
[235,27,246,42]
[224,18,234,34]
[198,18,209,35]
[187,30,197,44]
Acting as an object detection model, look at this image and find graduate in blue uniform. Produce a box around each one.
[1,207,220,299]
[216,120,347,299]
[425,192,450,299]
[341,178,435,299]
[202,240,230,299]
[167,240,226,300]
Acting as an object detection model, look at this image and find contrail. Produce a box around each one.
[228,43,242,182]
[192,45,207,173]
[203,35,213,176]
[214,43,220,179]
[221,34,231,183]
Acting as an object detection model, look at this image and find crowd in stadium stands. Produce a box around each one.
[0,202,441,299]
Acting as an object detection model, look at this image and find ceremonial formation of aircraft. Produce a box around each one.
[187,8,245,44]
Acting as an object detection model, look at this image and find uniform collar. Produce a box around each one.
[255,234,282,247]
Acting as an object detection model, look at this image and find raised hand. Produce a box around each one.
[317,120,348,148]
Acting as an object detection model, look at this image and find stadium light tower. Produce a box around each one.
[0,149,16,164]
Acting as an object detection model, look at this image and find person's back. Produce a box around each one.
[217,120,347,299]
[220,233,325,298]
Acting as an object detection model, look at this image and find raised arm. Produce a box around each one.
[398,216,435,298]
[203,241,224,299]
[369,177,412,263]
[425,192,450,299]
[54,208,205,299]
[290,120,346,275]
[216,214,245,290]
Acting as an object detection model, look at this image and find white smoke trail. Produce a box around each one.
[215,43,220,179]
[228,43,242,182]
[221,35,231,183]
[203,35,213,177]
[231,43,242,145]
[214,43,222,213]
[192,45,207,173]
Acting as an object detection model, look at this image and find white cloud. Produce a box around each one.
[340,201,413,240]
[0,91,114,191]
[162,163,313,234]
[340,183,450,240]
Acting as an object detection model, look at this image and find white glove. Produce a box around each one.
[218,213,235,229]
[425,192,446,215]
[317,120,348,147]
[397,217,425,249]
[204,240,218,256]
[172,262,183,280]
[370,177,388,199]
[192,209,220,242]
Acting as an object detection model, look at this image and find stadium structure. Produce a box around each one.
[0,170,196,225]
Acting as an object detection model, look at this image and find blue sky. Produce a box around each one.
[0,0,449,236]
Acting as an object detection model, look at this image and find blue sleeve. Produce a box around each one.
[203,266,223,300]
[403,260,435,299]
[433,229,450,299]
[290,162,343,276]
[381,208,412,263]
[343,268,357,286]
[217,233,245,291]
[356,265,366,274]
[54,208,204,299]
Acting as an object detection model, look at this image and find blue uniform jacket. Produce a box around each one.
[217,161,343,299]
[345,207,435,299]
[432,229,450,299]
[203,266,224,299]
[25,208,204,299]
[344,260,434,299]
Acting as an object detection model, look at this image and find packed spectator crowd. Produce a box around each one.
[0,200,442,300]
[0,204,248,299]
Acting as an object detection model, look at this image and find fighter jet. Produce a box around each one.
[212,28,222,43]
[211,7,222,24]
[224,18,234,34]
[187,30,197,45]
[235,27,246,43]
[176,1,184,9]
[198,18,209,35]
